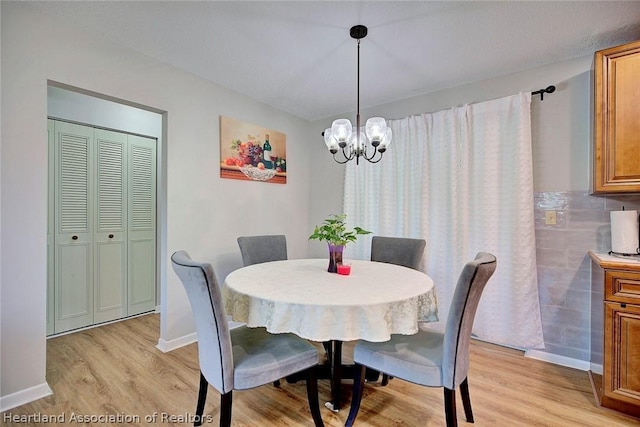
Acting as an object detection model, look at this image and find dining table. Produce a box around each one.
[222,258,438,411]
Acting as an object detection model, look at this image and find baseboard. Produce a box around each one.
[47,310,156,339]
[524,349,590,371]
[156,332,197,353]
[591,363,603,375]
[0,382,52,412]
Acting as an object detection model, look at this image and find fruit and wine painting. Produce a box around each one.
[220,116,287,184]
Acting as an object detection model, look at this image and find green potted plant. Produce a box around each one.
[309,213,371,273]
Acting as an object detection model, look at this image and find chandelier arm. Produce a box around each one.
[365,153,384,164]
[361,141,374,159]
[342,145,355,161]
[332,145,356,164]
[362,145,384,163]
[332,153,352,164]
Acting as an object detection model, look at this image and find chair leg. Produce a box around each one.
[345,364,366,427]
[219,391,233,427]
[195,372,208,427]
[460,377,474,423]
[443,387,458,427]
[305,368,324,427]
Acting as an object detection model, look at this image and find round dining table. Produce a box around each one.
[222,258,438,410]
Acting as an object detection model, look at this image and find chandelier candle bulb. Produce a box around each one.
[610,209,640,255]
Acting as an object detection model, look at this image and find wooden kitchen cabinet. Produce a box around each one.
[593,40,640,194]
[590,252,640,418]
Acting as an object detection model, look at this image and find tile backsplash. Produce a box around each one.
[534,191,640,362]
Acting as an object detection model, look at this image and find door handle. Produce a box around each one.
[108,234,114,239]
[72,235,78,240]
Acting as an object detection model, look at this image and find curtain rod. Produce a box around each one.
[321,85,559,134]
[531,85,556,101]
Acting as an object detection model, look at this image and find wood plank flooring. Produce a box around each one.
[2,314,639,426]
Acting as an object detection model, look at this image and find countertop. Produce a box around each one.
[588,251,640,271]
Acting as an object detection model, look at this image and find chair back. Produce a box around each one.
[370,236,426,270]
[442,252,496,389]
[171,251,234,394]
[237,235,287,266]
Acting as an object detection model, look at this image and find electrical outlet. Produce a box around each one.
[545,210,557,225]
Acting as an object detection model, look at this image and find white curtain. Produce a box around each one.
[343,92,544,350]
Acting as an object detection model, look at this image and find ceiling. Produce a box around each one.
[24,1,640,122]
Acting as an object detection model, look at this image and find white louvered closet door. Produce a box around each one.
[94,129,127,324]
[53,121,94,333]
[49,120,157,335]
[127,135,157,316]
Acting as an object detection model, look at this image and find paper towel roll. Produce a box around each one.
[611,210,639,254]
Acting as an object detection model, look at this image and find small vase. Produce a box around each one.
[327,244,344,273]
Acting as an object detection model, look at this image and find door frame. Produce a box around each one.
[47,82,166,337]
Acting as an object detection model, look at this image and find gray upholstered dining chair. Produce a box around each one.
[346,252,497,427]
[370,235,427,385]
[370,236,426,270]
[171,251,324,427]
[237,233,331,372]
[237,234,287,266]
[236,234,319,379]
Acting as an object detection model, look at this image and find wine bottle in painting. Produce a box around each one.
[262,134,272,169]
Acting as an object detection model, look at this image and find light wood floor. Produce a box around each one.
[3,314,639,426]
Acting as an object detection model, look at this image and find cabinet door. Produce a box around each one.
[594,40,640,193]
[603,301,640,417]
[127,135,157,315]
[94,129,128,323]
[54,121,94,333]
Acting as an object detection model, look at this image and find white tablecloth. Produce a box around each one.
[223,258,438,342]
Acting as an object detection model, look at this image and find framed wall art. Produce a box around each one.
[220,116,287,184]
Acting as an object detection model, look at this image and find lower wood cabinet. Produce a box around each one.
[590,252,640,418]
[603,301,640,416]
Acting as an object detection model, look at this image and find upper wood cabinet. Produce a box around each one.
[593,40,640,194]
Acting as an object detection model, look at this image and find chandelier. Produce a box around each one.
[323,25,392,164]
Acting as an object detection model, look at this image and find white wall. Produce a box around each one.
[0,0,614,408]
[308,55,595,249]
[0,3,312,409]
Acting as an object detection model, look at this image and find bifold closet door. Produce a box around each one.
[53,121,94,333]
[94,129,127,324]
[49,120,157,334]
[127,135,157,316]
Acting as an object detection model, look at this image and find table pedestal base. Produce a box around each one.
[285,340,381,411]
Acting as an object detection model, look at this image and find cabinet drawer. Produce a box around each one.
[606,270,640,304]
